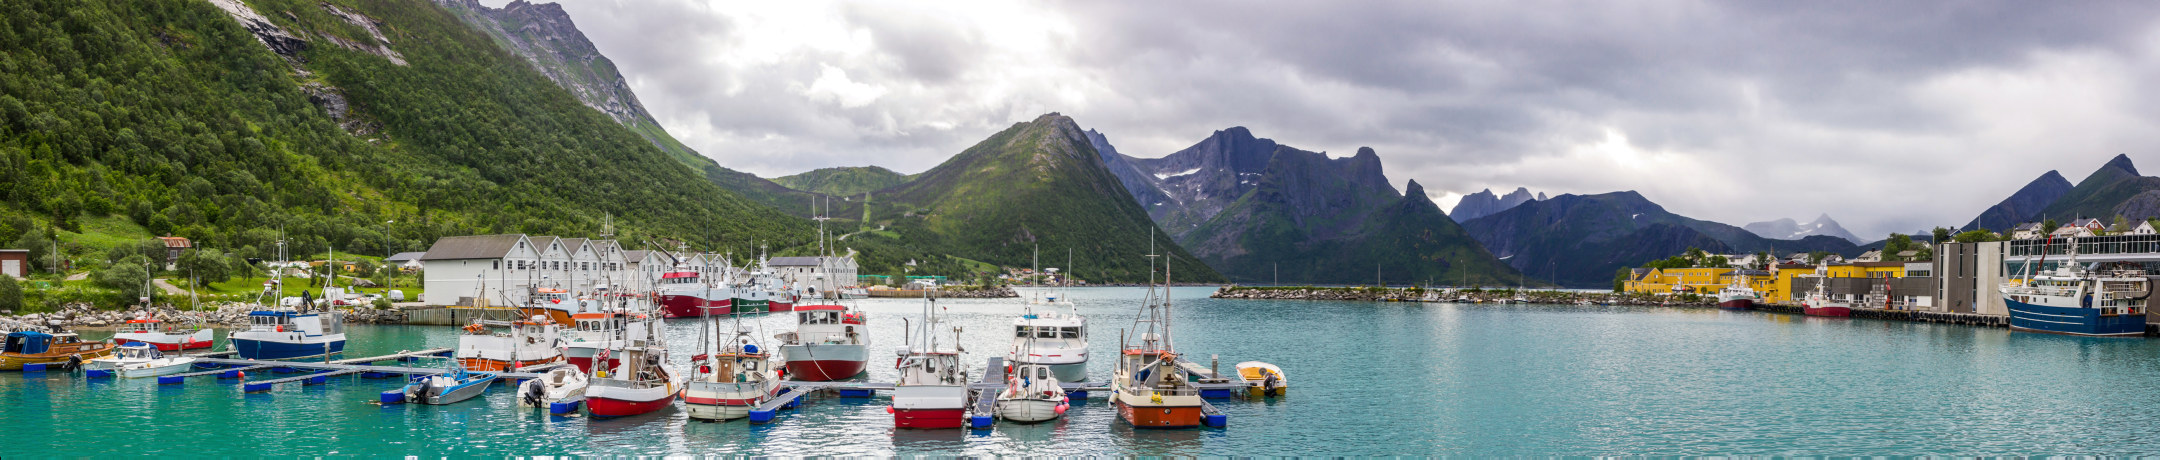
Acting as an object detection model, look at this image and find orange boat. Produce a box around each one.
[1111,254,1203,429]
[2,332,115,370]
[519,288,580,325]
[454,317,566,372]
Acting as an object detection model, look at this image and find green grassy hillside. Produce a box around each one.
[873,114,1223,283]
[773,166,913,196]
[0,0,808,277]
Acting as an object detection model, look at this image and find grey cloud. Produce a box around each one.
[541,0,2160,238]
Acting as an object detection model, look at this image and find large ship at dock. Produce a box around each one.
[2002,237,2152,337]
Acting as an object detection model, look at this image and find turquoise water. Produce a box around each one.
[10,287,2160,455]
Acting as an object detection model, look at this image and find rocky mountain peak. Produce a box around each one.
[2105,153,2139,176]
[1451,186,1546,222]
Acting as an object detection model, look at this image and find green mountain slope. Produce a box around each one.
[2035,154,2160,222]
[874,114,1223,283]
[0,0,807,270]
[1177,146,1519,285]
[431,0,823,219]
[773,166,913,196]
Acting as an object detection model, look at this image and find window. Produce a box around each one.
[1015,326,1029,338]
[1036,327,1057,339]
[492,260,500,270]
[1061,327,1081,339]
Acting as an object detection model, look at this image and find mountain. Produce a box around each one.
[2036,154,2160,223]
[1450,187,1541,222]
[1104,127,1281,236]
[1742,214,1863,243]
[1174,146,1520,285]
[1086,129,1175,217]
[433,0,819,216]
[0,0,808,270]
[1960,170,2073,232]
[872,114,1222,283]
[772,166,912,196]
[1461,192,1856,287]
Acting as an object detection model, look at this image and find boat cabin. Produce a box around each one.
[658,271,701,286]
[119,319,169,334]
[1013,323,1082,339]
[532,288,572,304]
[246,311,346,336]
[113,342,164,360]
[897,351,963,386]
[4,331,56,355]
[796,305,864,325]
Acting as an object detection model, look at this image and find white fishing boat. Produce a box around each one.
[995,362,1068,423]
[684,319,782,421]
[517,367,589,408]
[562,310,660,374]
[454,316,565,372]
[1008,248,1088,383]
[775,303,869,381]
[891,294,968,429]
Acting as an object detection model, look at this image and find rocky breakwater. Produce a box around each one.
[1211,286,1715,307]
[932,286,1019,299]
[0,303,407,333]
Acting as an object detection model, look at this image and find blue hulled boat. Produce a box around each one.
[2002,237,2151,337]
[229,310,348,360]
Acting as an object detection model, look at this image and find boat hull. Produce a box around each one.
[586,382,678,418]
[230,337,347,361]
[779,344,868,381]
[2007,298,2146,337]
[1803,305,1851,317]
[996,398,1065,423]
[682,382,777,421]
[411,379,492,405]
[893,408,966,428]
[113,329,215,351]
[1717,299,1754,311]
[1115,399,1203,429]
[658,294,725,319]
[119,360,198,378]
[458,357,563,373]
[892,384,969,428]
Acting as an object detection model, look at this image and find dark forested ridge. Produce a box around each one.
[0,0,808,267]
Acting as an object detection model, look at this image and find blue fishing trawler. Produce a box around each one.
[2002,237,2152,337]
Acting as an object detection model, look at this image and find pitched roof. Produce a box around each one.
[156,236,192,248]
[529,236,560,253]
[621,250,652,262]
[768,256,825,266]
[385,251,428,262]
[559,238,588,253]
[419,234,526,260]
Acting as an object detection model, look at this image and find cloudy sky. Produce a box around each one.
[496,0,2160,239]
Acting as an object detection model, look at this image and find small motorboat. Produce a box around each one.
[85,342,160,371]
[1236,361,1288,398]
[3,331,114,370]
[400,363,498,405]
[994,363,1068,423]
[517,367,589,408]
[112,318,215,351]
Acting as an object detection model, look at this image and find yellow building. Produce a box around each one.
[1625,267,1776,298]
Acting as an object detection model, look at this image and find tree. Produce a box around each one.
[1931,227,1952,245]
[2042,219,2060,236]
[94,254,155,303]
[0,276,21,312]
[177,248,234,287]
[1808,251,1832,265]
[1754,251,1772,269]
[1612,268,1629,293]
[1883,233,1915,261]
[9,228,51,274]
[1953,230,2002,243]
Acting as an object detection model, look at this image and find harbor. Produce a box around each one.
[17,287,2160,455]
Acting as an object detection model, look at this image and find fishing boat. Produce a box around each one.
[995,362,1069,423]
[518,287,580,325]
[229,309,347,360]
[1716,280,1759,310]
[684,319,783,421]
[585,344,682,418]
[775,303,869,381]
[517,367,589,408]
[656,268,729,319]
[400,361,498,405]
[1236,361,1288,398]
[454,316,564,372]
[111,317,214,351]
[1008,248,1088,383]
[2004,237,2152,337]
[1799,268,1851,317]
[891,295,969,429]
[562,310,661,374]
[2,331,114,370]
[1113,249,1205,429]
